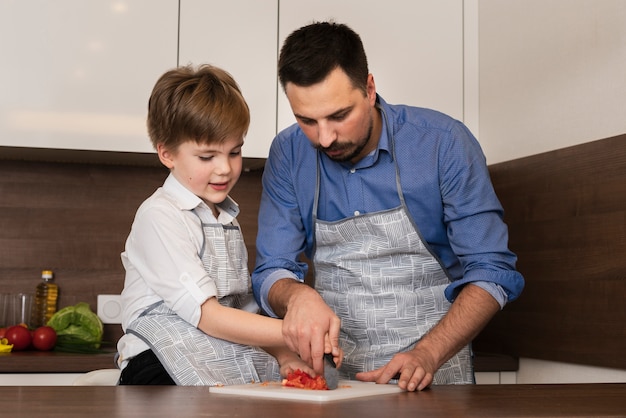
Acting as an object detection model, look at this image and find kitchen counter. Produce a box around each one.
[1,383,624,417]
[0,350,116,373]
[0,350,515,374]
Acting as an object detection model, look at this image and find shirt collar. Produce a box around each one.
[376,108,392,155]
[375,95,393,156]
[347,98,392,170]
[162,173,240,222]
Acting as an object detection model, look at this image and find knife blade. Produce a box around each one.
[323,353,339,390]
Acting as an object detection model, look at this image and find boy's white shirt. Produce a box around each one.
[117,173,243,368]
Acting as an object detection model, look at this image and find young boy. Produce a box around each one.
[116,65,313,385]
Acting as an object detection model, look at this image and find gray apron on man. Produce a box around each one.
[127,208,280,386]
[312,112,473,385]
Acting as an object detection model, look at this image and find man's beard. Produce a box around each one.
[319,118,374,163]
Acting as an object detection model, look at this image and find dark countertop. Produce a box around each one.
[1,383,625,417]
[0,350,117,373]
[0,350,516,374]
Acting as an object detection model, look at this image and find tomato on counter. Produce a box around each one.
[31,326,57,351]
[0,324,57,352]
[4,325,32,351]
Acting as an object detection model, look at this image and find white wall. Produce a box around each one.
[516,359,626,385]
[470,0,626,383]
[474,0,626,165]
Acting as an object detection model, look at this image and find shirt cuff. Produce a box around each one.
[176,272,218,326]
[471,281,509,309]
[259,269,301,318]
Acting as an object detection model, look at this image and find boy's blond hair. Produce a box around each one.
[147,64,250,151]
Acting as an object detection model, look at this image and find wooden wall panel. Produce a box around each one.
[473,134,626,370]
[3,134,624,370]
[0,155,265,344]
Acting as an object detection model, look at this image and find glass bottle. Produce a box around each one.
[32,269,59,327]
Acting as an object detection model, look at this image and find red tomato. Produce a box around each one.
[0,327,6,339]
[282,369,329,390]
[32,326,57,351]
[5,325,32,351]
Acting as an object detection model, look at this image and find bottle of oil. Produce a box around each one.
[32,269,59,327]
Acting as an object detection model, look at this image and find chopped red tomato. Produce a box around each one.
[282,369,328,390]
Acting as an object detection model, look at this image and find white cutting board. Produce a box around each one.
[209,379,403,402]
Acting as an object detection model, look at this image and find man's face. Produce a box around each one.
[285,67,379,163]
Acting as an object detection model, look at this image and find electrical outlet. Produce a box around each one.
[97,294,123,324]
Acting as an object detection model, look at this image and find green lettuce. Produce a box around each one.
[47,302,104,351]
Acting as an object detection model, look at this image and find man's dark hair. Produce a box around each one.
[278,21,369,94]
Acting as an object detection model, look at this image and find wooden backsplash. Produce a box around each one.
[2,135,624,371]
[0,152,265,343]
[474,134,626,370]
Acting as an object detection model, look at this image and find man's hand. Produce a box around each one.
[355,347,438,391]
[357,284,500,391]
[269,279,341,375]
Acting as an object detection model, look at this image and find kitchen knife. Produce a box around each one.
[323,353,339,390]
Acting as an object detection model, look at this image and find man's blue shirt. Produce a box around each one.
[252,95,524,316]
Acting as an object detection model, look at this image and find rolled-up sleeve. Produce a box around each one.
[252,133,313,315]
[437,122,525,304]
[123,201,217,327]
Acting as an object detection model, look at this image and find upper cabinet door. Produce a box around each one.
[0,0,178,153]
[277,0,464,132]
[179,0,278,159]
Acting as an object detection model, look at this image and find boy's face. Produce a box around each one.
[157,136,244,213]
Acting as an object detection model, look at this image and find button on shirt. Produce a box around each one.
[252,95,524,316]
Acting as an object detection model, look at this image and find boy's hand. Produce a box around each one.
[276,350,315,378]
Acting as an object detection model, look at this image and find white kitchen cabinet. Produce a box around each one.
[0,0,178,154]
[476,0,626,164]
[1,1,464,159]
[475,371,517,385]
[178,0,278,159]
[0,373,82,386]
[277,0,464,132]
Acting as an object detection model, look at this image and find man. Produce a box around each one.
[252,21,524,392]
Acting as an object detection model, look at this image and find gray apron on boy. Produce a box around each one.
[127,207,280,386]
[312,110,473,384]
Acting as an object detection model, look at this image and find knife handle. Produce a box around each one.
[323,353,337,368]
